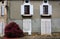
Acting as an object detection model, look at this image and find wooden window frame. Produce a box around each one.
[24,5,30,14]
[43,5,48,14]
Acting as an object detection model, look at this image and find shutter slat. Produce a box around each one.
[23,19,31,32]
[48,5,52,15]
[41,19,51,35]
[30,5,33,15]
[21,5,24,15]
[1,5,5,16]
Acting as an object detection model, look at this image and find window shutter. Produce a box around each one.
[0,7,1,16]
[30,5,33,15]
[48,5,52,15]
[41,19,51,35]
[23,19,32,35]
[0,21,5,36]
[0,2,1,14]
[0,22,3,34]
[45,19,51,34]
[23,19,31,32]
[40,5,43,15]
[1,5,4,16]
[21,5,24,15]
[41,19,46,35]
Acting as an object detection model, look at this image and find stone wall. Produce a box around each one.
[8,18,60,32]
[8,1,60,32]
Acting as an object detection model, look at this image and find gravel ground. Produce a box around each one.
[1,33,60,39]
[0,35,60,39]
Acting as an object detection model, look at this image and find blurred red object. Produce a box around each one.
[4,22,24,38]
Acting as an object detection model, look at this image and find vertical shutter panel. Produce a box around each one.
[1,5,5,16]
[48,5,52,15]
[40,5,43,15]
[46,19,51,34]
[0,22,3,35]
[21,5,24,15]
[2,21,5,36]
[41,19,51,35]
[0,7,1,16]
[0,2,2,16]
[41,19,45,35]
[0,21,5,36]
[23,19,31,32]
[30,5,33,15]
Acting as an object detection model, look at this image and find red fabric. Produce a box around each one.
[4,22,24,38]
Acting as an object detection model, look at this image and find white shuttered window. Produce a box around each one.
[41,19,51,35]
[40,3,52,16]
[1,5,5,16]
[21,3,33,16]
[23,19,32,35]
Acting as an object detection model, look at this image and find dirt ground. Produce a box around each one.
[1,33,60,39]
[1,35,60,39]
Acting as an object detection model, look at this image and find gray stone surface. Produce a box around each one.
[32,19,41,32]
[52,18,60,32]
[8,18,60,32]
[8,1,60,32]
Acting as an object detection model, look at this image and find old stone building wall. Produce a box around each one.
[8,1,60,32]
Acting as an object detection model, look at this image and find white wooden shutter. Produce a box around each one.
[23,19,31,32]
[30,5,33,15]
[0,21,5,36]
[41,19,51,35]
[2,22,5,35]
[41,19,46,35]
[48,5,52,15]
[1,5,5,16]
[45,20,51,34]
[0,7,1,15]
[40,5,43,15]
[40,3,52,16]
[0,2,1,15]
[21,5,24,15]
[0,22,3,35]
